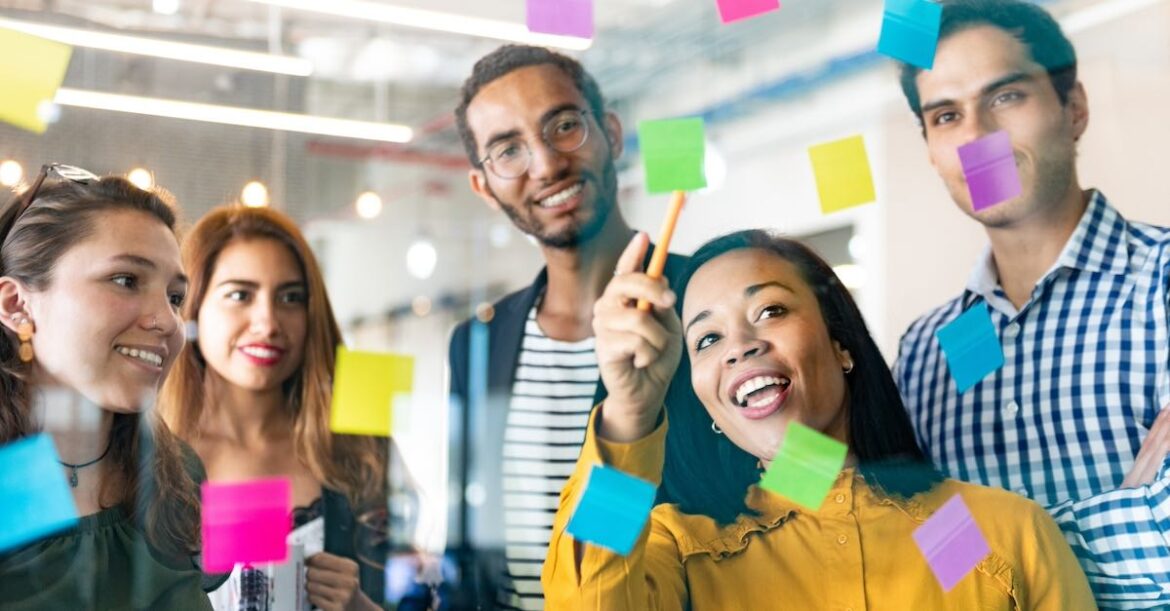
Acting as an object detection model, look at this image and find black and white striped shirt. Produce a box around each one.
[500,306,597,611]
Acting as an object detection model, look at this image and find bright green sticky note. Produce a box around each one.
[330,347,413,437]
[0,28,72,134]
[760,422,848,510]
[638,117,707,194]
[808,134,877,213]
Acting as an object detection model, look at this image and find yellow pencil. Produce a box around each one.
[637,190,687,312]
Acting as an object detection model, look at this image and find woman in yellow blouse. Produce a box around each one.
[542,229,1096,610]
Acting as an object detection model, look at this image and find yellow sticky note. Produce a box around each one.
[330,347,413,437]
[808,135,877,214]
[0,28,72,134]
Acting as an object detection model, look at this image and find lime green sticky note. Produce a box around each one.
[0,28,72,134]
[808,134,877,213]
[760,422,848,510]
[330,347,413,437]
[638,117,707,194]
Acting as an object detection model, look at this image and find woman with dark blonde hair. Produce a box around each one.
[159,204,393,610]
[0,165,219,609]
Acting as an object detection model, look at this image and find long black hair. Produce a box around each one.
[658,230,943,525]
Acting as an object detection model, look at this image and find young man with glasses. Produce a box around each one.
[447,45,691,610]
[892,0,1170,607]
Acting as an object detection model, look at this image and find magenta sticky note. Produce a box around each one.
[716,0,781,23]
[958,130,1021,211]
[912,494,991,591]
[201,478,291,572]
[527,0,594,39]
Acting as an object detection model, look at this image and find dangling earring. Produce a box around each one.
[16,318,34,363]
[711,421,723,435]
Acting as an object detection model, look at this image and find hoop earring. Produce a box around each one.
[16,318,34,363]
[711,421,723,435]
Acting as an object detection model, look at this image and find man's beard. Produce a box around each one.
[490,160,619,250]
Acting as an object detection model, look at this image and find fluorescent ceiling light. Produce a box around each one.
[0,16,313,76]
[53,88,413,143]
[246,0,592,51]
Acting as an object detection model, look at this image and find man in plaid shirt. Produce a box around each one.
[892,0,1170,608]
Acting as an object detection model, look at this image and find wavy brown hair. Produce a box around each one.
[159,205,386,508]
[0,176,201,558]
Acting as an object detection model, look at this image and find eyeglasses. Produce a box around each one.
[478,109,591,180]
[2,163,99,243]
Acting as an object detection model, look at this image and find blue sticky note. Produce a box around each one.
[877,0,942,70]
[935,303,1005,393]
[0,435,79,552]
[566,464,656,556]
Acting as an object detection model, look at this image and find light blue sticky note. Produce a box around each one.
[566,464,656,556]
[0,434,79,552]
[877,0,942,70]
[935,303,1005,393]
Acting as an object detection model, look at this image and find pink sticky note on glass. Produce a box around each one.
[201,478,291,572]
[958,130,1021,211]
[912,494,991,591]
[716,0,781,23]
[527,0,594,38]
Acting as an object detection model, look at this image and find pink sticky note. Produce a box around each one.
[201,478,291,572]
[912,494,991,591]
[716,0,781,23]
[527,0,594,38]
[958,130,1022,211]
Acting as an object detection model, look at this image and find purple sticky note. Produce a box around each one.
[527,0,594,39]
[912,494,991,591]
[716,0,781,23]
[202,477,291,572]
[958,131,1021,211]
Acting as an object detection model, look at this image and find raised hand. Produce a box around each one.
[592,232,683,443]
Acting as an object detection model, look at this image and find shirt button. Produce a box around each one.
[835,494,846,504]
[1003,322,1021,339]
[837,534,848,545]
[1004,401,1020,416]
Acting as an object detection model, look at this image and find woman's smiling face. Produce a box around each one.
[682,248,853,463]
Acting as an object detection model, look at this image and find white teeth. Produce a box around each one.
[539,182,582,208]
[241,346,279,359]
[734,375,790,406]
[116,346,162,367]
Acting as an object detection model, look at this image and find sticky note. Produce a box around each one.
[0,28,72,134]
[958,130,1022,211]
[716,0,781,24]
[877,0,942,70]
[639,118,707,194]
[566,464,656,556]
[0,435,78,552]
[913,494,991,591]
[201,477,291,572]
[330,347,414,437]
[935,303,1005,393]
[808,134,877,213]
[526,0,594,39]
[760,422,848,510]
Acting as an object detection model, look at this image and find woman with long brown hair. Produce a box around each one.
[0,165,219,609]
[159,204,392,610]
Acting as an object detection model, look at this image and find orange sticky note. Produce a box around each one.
[0,28,72,134]
[330,347,413,437]
[808,135,877,213]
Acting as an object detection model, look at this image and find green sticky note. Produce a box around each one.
[0,28,72,134]
[330,347,413,437]
[808,134,877,213]
[760,422,848,510]
[638,117,707,193]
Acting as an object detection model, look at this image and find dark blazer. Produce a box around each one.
[445,246,692,607]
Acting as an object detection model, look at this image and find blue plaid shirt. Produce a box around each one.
[894,191,1170,609]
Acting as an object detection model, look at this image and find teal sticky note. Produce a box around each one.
[935,303,1005,393]
[566,464,656,556]
[0,435,79,552]
[877,0,942,70]
[638,118,707,194]
[760,422,848,510]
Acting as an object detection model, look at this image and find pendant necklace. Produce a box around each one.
[59,438,113,487]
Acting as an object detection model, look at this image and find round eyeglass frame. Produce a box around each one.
[478,109,592,179]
